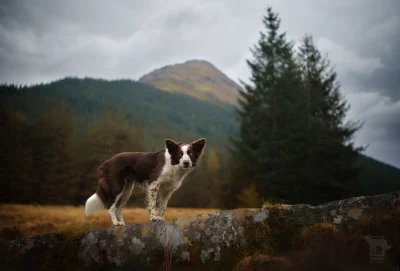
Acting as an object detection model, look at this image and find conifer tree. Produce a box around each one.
[296,35,364,202]
[230,8,364,204]
[230,7,302,202]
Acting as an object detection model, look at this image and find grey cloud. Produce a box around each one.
[0,0,149,38]
[0,0,399,167]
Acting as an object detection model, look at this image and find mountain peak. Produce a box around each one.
[182,59,215,66]
[138,60,241,105]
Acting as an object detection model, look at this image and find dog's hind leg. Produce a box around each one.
[108,193,123,226]
[107,183,126,226]
[115,180,135,225]
[114,170,135,225]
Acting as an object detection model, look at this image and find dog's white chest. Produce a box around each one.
[158,163,189,186]
[155,149,192,189]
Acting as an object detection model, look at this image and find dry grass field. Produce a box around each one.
[0,204,218,241]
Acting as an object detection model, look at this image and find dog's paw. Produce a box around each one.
[150,216,164,222]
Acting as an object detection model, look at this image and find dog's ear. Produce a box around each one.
[191,138,206,157]
[165,139,180,154]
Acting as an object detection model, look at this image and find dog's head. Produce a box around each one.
[165,138,206,169]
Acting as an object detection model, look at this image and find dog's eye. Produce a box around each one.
[187,150,192,155]
[179,151,183,157]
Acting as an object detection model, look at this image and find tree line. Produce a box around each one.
[0,97,229,207]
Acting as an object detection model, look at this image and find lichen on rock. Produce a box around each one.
[1,192,399,271]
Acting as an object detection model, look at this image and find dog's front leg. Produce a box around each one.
[158,187,175,219]
[145,182,163,221]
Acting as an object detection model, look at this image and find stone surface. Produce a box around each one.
[1,191,399,271]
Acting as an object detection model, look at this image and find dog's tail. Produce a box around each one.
[85,193,105,216]
[85,158,112,216]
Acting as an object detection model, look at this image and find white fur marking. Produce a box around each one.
[85,193,104,216]
[146,181,161,220]
[180,145,192,168]
[145,147,193,219]
[161,147,192,188]
[115,181,135,225]
[110,180,135,226]
[158,184,175,217]
[108,192,123,225]
[119,181,135,208]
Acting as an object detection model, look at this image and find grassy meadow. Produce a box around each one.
[0,204,218,242]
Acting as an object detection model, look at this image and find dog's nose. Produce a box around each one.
[183,161,190,167]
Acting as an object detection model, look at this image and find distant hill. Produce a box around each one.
[356,155,400,196]
[138,59,241,105]
[0,77,238,150]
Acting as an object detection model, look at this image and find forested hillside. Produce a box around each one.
[0,74,399,207]
[357,155,400,196]
[1,77,236,149]
[0,78,235,207]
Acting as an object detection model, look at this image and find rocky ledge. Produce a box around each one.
[1,192,400,271]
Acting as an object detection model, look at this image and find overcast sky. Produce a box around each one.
[0,0,399,167]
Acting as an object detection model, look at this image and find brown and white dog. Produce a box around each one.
[84,138,206,226]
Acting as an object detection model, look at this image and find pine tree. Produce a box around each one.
[296,35,364,202]
[230,8,364,205]
[230,7,302,203]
